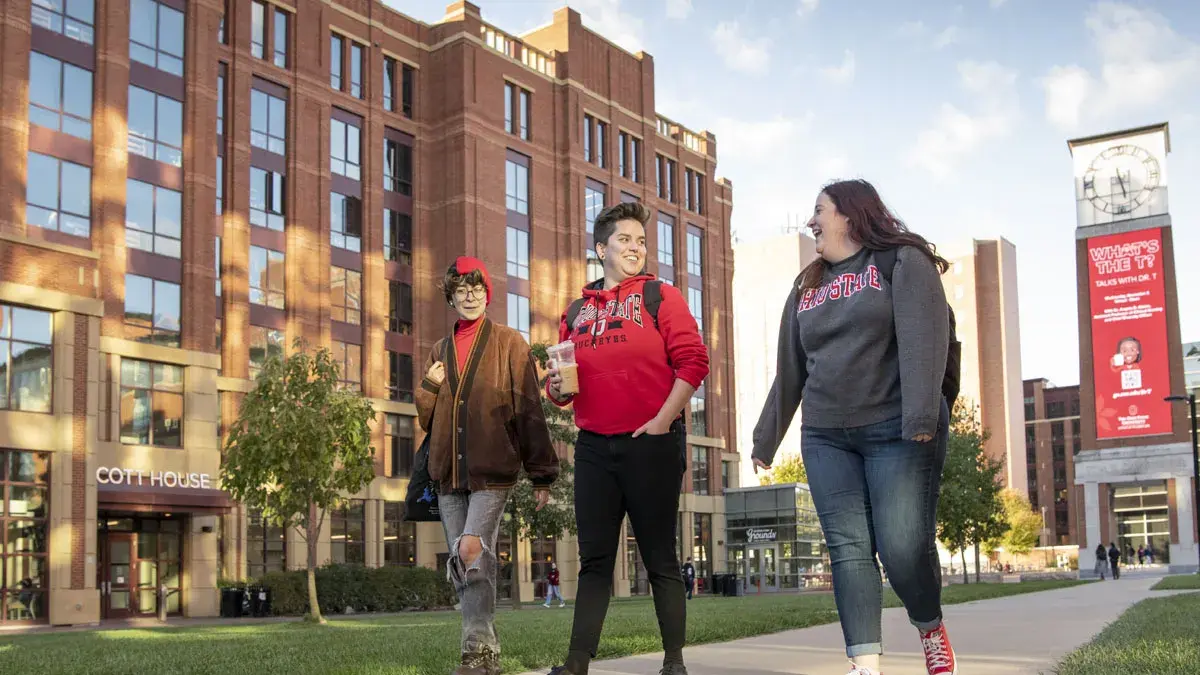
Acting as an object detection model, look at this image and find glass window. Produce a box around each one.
[349,43,363,98]
[595,120,607,168]
[384,209,412,265]
[273,9,288,68]
[687,231,703,276]
[248,326,284,377]
[692,446,709,495]
[690,384,707,436]
[658,218,674,267]
[329,500,365,563]
[629,136,640,183]
[389,282,413,334]
[692,513,712,582]
[124,274,180,347]
[249,168,285,231]
[688,286,703,331]
[250,1,265,58]
[0,450,51,623]
[26,152,91,238]
[384,139,412,195]
[216,155,224,215]
[519,88,530,140]
[246,508,286,579]
[249,247,285,309]
[619,131,627,178]
[119,359,183,447]
[506,227,529,279]
[383,501,416,564]
[583,114,592,162]
[330,193,362,252]
[331,118,361,180]
[28,52,92,140]
[330,34,342,90]
[505,83,514,134]
[506,160,528,214]
[250,89,286,156]
[383,57,395,112]
[667,160,677,203]
[125,179,182,258]
[127,86,183,167]
[332,341,362,391]
[507,293,530,343]
[31,0,95,45]
[216,71,225,137]
[214,236,222,297]
[129,0,184,77]
[0,305,54,413]
[401,64,414,118]
[584,184,604,256]
[330,267,362,325]
[388,354,413,404]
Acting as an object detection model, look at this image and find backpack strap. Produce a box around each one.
[874,248,898,284]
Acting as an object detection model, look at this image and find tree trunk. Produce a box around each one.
[961,550,968,585]
[510,530,522,611]
[306,503,325,624]
[974,542,981,583]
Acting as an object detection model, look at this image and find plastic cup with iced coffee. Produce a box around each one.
[547,341,579,395]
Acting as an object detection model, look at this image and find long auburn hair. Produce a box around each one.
[798,179,949,292]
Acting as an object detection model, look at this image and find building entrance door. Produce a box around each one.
[98,516,184,619]
[100,533,136,619]
[745,545,779,592]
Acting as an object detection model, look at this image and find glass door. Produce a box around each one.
[103,533,136,619]
[761,546,778,591]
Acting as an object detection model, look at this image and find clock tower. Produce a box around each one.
[1067,122,1197,574]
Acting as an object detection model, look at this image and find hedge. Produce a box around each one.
[253,563,456,616]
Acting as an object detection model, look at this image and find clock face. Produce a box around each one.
[1082,144,1161,216]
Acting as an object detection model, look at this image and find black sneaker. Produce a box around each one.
[659,662,689,675]
[547,667,576,675]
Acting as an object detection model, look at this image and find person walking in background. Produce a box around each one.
[751,179,957,675]
[544,202,709,675]
[544,563,565,608]
[1108,542,1121,580]
[682,558,697,600]
[417,257,560,675]
[1094,544,1108,580]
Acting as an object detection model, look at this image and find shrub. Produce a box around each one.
[251,564,454,616]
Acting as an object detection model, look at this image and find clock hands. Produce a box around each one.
[1116,171,1127,198]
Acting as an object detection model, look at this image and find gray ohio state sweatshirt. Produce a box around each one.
[751,246,949,465]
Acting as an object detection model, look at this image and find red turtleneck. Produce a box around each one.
[453,317,483,372]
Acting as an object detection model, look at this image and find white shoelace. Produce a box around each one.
[847,667,879,675]
[922,633,954,668]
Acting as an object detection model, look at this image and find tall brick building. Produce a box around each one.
[1023,379,1082,548]
[0,0,735,624]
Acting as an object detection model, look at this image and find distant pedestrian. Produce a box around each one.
[1137,545,1145,566]
[682,558,697,600]
[1108,543,1121,580]
[1146,546,1155,564]
[544,563,565,608]
[1094,544,1107,580]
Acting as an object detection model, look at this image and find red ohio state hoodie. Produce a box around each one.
[550,274,710,435]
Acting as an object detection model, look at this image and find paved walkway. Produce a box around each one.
[519,571,1174,675]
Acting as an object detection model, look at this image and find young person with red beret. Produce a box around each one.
[416,256,560,675]
[544,203,709,675]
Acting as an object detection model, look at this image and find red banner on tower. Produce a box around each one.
[1087,227,1173,439]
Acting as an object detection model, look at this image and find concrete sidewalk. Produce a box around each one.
[519,573,1172,675]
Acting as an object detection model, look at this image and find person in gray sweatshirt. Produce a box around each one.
[751,179,956,675]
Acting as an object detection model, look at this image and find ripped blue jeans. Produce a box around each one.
[439,489,509,656]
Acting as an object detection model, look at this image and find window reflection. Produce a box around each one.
[1,450,50,624]
[0,305,53,413]
[124,274,181,347]
[119,359,183,447]
[26,152,91,238]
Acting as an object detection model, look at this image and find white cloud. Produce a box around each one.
[1039,3,1200,130]
[710,113,815,160]
[817,155,852,179]
[897,20,927,39]
[819,50,856,84]
[909,61,1020,179]
[711,21,772,74]
[933,25,962,50]
[665,0,692,20]
[989,0,1008,8]
[573,0,646,54]
[797,0,819,18]
[897,20,962,50]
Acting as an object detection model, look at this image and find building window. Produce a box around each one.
[214,236,222,297]
[329,500,365,564]
[583,114,606,167]
[619,132,640,182]
[330,193,362,252]
[383,57,395,112]
[384,210,412,265]
[692,513,711,583]
[505,82,530,140]
[657,217,674,268]
[119,359,183,447]
[250,1,265,58]
[216,155,224,215]
[28,53,92,141]
[331,118,361,180]
[129,0,184,77]
[124,274,181,347]
[721,461,733,493]
[692,446,709,495]
[330,267,362,325]
[384,138,412,195]
[688,286,703,332]
[249,326,284,377]
[332,342,362,391]
[0,450,50,623]
[125,179,182,258]
[31,0,95,45]
[585,181,605,282]
[272,8,288,68]
[690,383,707,436]
[506,159,529,215]
[687,230,703,276]
[401,64,414,118]
[386,417,415,476]
[246,508,286,579]
[389,281,413,334]
[249,246,285,309]
[127,86,183,167]
[388,353,413,404]
[249,168,285,231]
[251,89,287,156]
[330,34,342,90]
[689,170,704,214]
[349,43,363,98]
[216,70,225,137]
[506,227,529,279]
[25,152,91,238]
[384,501,416,564]
[0,305,53,413]
[508,293,530,343]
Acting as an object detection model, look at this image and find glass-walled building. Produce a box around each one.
[725,483,829,592]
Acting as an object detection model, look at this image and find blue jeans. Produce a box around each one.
[801,400,949,658]
[439,489,509,656]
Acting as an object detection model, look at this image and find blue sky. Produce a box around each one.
[389,0,1200,387]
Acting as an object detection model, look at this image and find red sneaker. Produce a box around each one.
[919,624,957,675]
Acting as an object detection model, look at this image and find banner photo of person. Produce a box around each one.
[1087,226,1173,439]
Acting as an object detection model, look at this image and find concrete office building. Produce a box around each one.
[0,0,736,625]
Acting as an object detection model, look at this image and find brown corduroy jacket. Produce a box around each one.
[415,319,559,493]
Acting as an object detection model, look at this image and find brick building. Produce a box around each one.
[0,0,735,625]
[1023,379,1081,547]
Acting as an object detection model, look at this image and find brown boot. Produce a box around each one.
[452,646,500,675]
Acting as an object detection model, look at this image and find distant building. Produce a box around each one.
[1023,379,1082,546]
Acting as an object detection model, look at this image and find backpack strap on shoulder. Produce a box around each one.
[643,280,662,328]
[565,298,587,334]
[874,248,898,284]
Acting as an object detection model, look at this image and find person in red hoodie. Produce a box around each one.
[544,202,709,675]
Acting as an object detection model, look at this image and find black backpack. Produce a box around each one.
[565,280,664,333]
[873,249,962,412]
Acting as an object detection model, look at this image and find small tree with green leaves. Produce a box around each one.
[988,489,1043,558]
[220,339,377,624]
[937,402,1006,583]
[758,452,807,486]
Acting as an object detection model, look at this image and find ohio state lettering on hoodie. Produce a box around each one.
[552,274,710,436]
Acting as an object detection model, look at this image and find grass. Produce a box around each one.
[1151,574,1200,590]
[1056,591,1200,675]
[0,580,1085,675]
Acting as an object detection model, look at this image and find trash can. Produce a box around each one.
[220,588,233,617]
[710,574,724,596]
[226,586,246,617]
[248,586,264,617]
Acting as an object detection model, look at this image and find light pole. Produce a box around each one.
[1165,393,1199,573]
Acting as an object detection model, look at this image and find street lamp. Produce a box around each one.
[1165,393,1199,572]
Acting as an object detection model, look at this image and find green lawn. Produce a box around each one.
[0,580,1085,675]
[1056,591,1200,675]
[1151,574,1200,591]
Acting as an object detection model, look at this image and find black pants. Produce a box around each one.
[565,421,687,671]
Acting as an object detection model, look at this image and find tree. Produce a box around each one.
[221,339,377,624]
[758,453,807,486]
[989,489,1043,557]
[936,402,1006,584]
[500,343,579,610]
